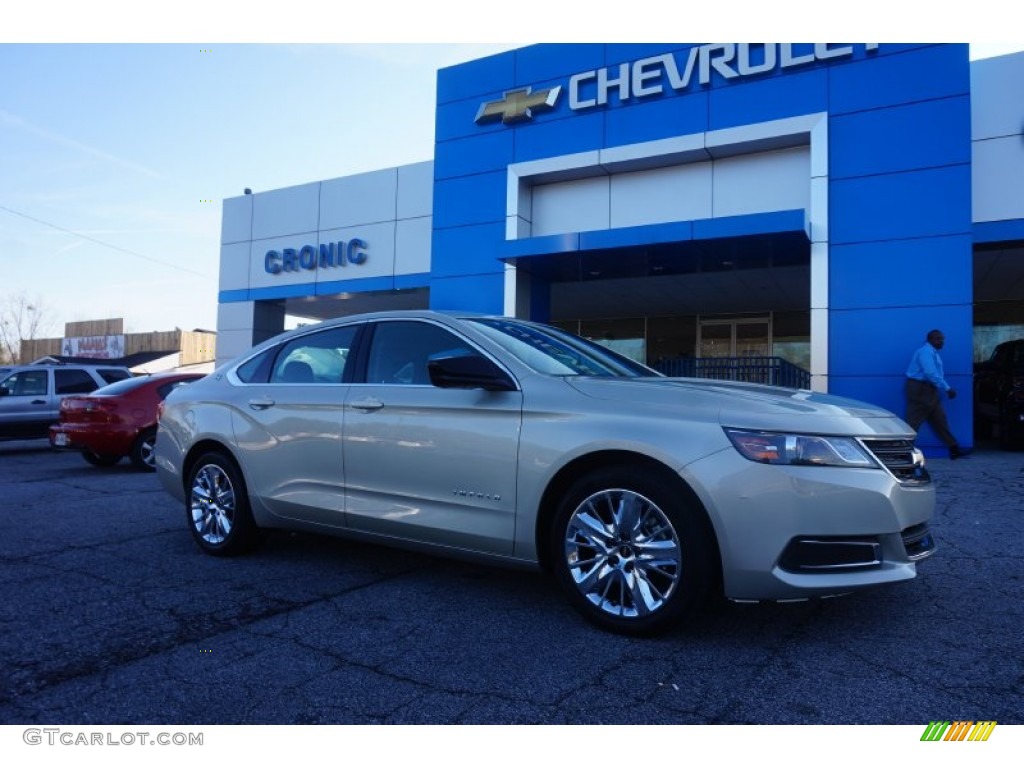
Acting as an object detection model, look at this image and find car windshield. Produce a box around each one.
[469,318,659,378]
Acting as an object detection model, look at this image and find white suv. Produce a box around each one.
[0,364,132,440]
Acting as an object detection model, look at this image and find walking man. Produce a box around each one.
[905,329,971,459]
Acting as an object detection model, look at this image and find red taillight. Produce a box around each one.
[64,398,120,423]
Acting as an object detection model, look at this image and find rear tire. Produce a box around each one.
[130,428,157,471]
[82,450,121,467]
[549,466,715,636]
[186,451,261,556]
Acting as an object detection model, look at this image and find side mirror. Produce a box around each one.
[0,387,9,397]
[427,354,516,392]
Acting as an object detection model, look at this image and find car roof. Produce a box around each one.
[249,309,500,348]
[135,371,206,379]
[1,362,132,373]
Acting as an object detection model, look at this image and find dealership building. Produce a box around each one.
[215,44,1023,453]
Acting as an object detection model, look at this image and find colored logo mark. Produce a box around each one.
[920,721,997,741]
[475,86,562,125]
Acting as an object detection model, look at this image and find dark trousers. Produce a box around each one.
[905,378,959,448]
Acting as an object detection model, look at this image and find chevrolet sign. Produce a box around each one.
[475,44,878,124]
[476,86,562,124]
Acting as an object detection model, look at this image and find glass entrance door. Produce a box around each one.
[698,318,771,358]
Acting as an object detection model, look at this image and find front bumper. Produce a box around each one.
[683,448,936,602]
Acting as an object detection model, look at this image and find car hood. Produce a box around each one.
[564,376,912,436]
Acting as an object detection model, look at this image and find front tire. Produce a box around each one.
[549,467,714,636]
[186,451,261,556]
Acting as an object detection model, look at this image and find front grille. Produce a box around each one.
[861,438,931,485]
[902,523,937,561]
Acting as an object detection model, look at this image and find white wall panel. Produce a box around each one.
[320,169,398,230]
[216,301,257,332]
[395,217,432,275]
[713,146,810,218]
[219,242,251,293]
[532,176,610,236]
[610,163,713,228]
[972,136,1024,223]
[251,183,320,240]
[221,195,253,245]
[316,221,396,283]
[215,329,258,364]
[247,233,320,291]
[809,176,829,244]
[397,161,434,219]
[970,52,1024,141]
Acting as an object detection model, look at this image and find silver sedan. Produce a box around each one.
[155,311,935,635]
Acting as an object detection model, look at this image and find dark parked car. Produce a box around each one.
[974,339,1024,448]
[0,363,132,440]
[50,372,205,470]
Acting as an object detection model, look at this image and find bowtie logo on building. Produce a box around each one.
[475,86,562,124]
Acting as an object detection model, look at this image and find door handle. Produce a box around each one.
[350,397,384,412]
[248,397,275,410]
[31,399,47,405]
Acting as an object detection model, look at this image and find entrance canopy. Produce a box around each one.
[501,209,810,318]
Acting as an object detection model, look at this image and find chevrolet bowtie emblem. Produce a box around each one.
[475,86,562,125]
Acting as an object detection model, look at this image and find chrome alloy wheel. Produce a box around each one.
[139,434,157,468]
[191,464,236,545]
[564,488,682,618]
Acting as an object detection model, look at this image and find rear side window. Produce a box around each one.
[236,348,276,384]
[98,368,132,384]
[92,376,151,396]
[270,325,359,384]
[55,369,99,395]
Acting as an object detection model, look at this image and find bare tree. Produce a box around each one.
[0,293,52,364]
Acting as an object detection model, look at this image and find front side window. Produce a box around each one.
[1,370,49,396]
[366,321,474,385]
[270,325,359,384]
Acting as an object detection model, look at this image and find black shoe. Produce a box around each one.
[950,447,973,460]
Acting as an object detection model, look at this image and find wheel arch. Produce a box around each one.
[182,439,246,496]
[534,449,722,582]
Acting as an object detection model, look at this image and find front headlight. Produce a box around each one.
[725,429,877,468]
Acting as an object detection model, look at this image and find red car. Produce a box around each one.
[50,372,205,471]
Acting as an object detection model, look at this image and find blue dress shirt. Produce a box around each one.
[906,343,950,392]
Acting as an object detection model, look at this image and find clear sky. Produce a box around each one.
[2,3,1021,338]
[0,42,519,336]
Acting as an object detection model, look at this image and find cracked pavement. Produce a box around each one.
[1,439,1021,724]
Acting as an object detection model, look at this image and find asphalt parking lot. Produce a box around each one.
[0,439,1021,725]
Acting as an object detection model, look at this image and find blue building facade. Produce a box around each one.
[217,44,1024,455]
